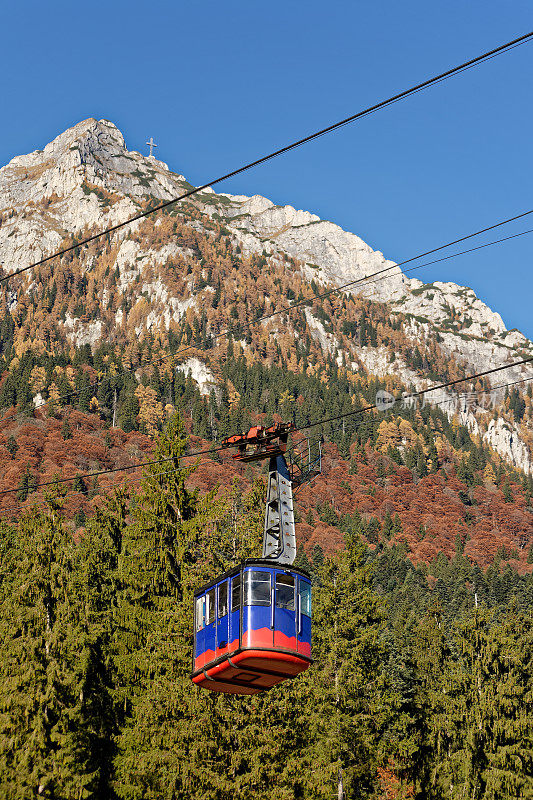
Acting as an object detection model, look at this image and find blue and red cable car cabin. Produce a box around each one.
[190,422,320,696]
[191,561,312,695]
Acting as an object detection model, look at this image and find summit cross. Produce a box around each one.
[146,137,157,157]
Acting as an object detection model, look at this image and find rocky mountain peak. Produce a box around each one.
[0,119,183,271]
[1,119,124,207]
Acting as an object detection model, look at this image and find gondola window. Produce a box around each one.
[300,582,311,616]
[206,588,216,625]
[231,574,241,611]
[276,574,295,610]
[244,570,271,606]
[218,581,228,617]
[195,596,205,631]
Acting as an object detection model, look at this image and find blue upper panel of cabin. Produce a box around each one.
[193,562,311,670]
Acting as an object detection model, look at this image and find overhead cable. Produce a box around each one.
[0,354,532,501]
[308,374,533,450]
[0,460,216,518]
[2,31,532,285]
[0,213,530,431]
[300,357,533,432]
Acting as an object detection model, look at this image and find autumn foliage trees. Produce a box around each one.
[0,359,531,572]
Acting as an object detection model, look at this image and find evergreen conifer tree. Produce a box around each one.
[445,608,532,799]
[112,414,211,798]
[0,493,117,797]
[304,537,391,798]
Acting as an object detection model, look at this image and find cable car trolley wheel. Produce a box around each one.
[191,560,312,695]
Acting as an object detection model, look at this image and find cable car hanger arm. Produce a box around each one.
[221,422,322,566]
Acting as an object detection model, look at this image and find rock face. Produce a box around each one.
[0,118,531,472]
[0,119,180,270]
[220,195,533,388]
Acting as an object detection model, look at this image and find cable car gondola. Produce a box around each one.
[191,423,321,695]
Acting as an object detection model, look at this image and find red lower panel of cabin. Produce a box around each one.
[194,629,311,672]
[194,637,240,671]
[191,649,311,695]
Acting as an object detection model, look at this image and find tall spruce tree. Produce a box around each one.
[112,414,219,799]
[304,536,391,798]
[410,602,453,800]
[445,607,532,799]
[411,604,533,799]
[0,492,118,798]
[480,608,532,799]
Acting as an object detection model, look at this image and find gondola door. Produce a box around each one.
[216,579,229,657]
[274,572,297,652]
[297,578,312,657]
[204,586,216,664]
[243,569,273,649]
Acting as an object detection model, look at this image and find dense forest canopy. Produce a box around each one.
[0,417,530,799]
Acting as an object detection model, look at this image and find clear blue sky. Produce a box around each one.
[2,0,532,336]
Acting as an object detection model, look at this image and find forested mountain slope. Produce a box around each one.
[1,119,532,467]
[0,118,531,569]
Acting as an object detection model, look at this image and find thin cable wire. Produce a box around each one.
[2,32,531,285]
[0,458,218,517]
[162,213,533,367]
[293,373,533,495]
[299,355,533,432]
[6,372,533,515]
[0,456,175,498]
[1,212,529,430]
[0,354,531,501]
[349,227,533,293]
[312,374,533,446]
